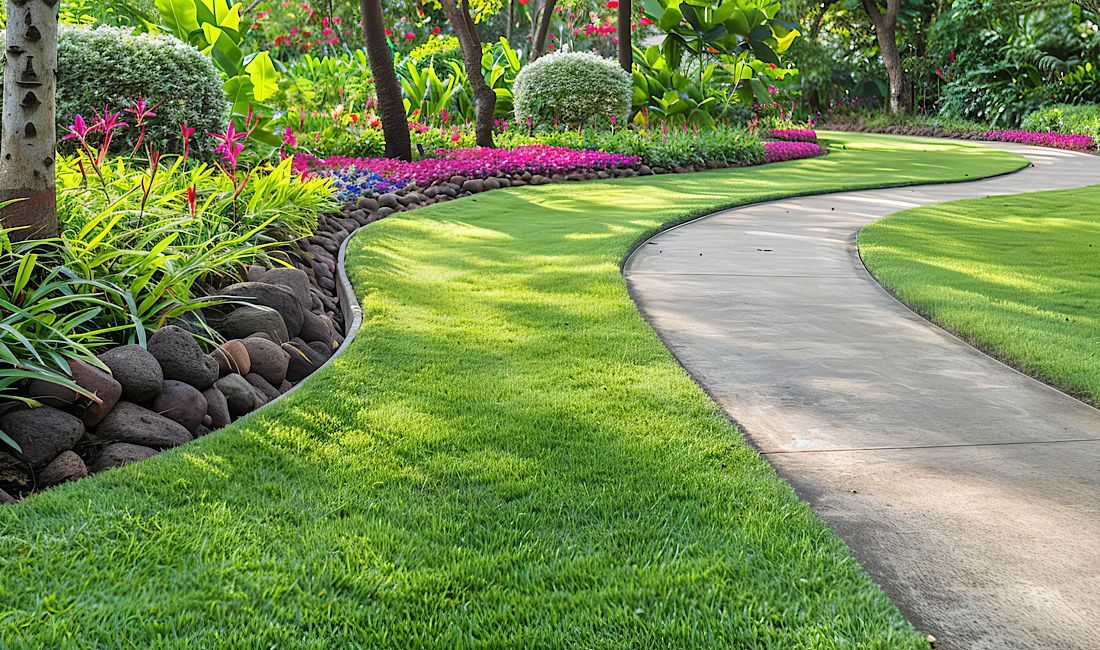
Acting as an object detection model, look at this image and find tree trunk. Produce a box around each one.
[861,0,911,114]
[441,0,496,148]
[506,0,513,42]
[359,0,411,161]
[530,0,556,61]
[0,0,59,241]
[617,0,632,73]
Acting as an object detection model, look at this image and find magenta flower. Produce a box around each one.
[209,122,248,172]
[92,105,127,164]
[283,126,298,148]
[769,129,818,143]
[981,130,1095,152]
[61,114,96,147]
[124,97,160,125]
[764,141,824,163]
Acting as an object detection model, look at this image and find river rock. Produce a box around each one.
[97,345,163,403]
[89,443,158,473]
[148,326,219,390]
[151,380,208,434]
[96,402,192,449]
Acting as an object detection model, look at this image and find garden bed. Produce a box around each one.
[0,133,825,503]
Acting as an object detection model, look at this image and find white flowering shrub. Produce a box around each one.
[513,52,632,129]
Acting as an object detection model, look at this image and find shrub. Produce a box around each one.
[55,26,227,158]
[764,141,824,163]
[513,52,631,129]
[1022,105,1100,146]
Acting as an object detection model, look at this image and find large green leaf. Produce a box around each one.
[155,0,199,39]
[245,52,278,103]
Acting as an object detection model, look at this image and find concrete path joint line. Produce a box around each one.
[624,138,1100,650]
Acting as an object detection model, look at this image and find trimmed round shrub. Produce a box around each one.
[56,26,227,158]
[513,52,632,128]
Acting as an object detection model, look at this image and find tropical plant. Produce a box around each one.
[155,0,280,145]
[0,235,136,453]
[641,0,800,106]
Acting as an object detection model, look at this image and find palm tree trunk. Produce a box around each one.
[0,0,58,240]
[530,0,556,61]
[359,0,411,161]
[441,0,496,148]
[617,0,632,73]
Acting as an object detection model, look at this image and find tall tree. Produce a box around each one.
[359,0,412,161]
[0,0,59,240]
[861,0,911,114]
[441,0,496,147]
[616,0,631,73]
[530,0,556,61]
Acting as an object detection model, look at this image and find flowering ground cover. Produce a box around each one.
[295,146,640,199]
[0,134,1027,646]
[764,140,825,163]
[769,128,818,142]
[980,130,1096,151]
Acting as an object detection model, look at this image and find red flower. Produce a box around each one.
[186,185,197,217]
[606,0,618,7]
[432,26,441,34]
[405,32,415,41]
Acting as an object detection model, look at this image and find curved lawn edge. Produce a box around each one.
[0,133,1026,647]
[858,181,1100,407]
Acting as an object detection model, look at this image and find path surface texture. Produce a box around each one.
[624,140,1100,650]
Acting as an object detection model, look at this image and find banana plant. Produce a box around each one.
[641,0,799,105]
[155,0,280,145]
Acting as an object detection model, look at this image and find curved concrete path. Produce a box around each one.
[624,140,1100,650]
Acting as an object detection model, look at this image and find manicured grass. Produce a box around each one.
[861,184,1100,406]
[0,134,1025,647]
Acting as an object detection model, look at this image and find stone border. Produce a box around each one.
[270,223,365,403]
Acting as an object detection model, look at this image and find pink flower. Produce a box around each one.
[209,121,248,171]
[61,114,95,147]
[769,129,817,143]
[764,141,823,163]
[283,126,298,148]
[124,97,160,125]
[405,32,415,41]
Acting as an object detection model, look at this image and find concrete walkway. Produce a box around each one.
[624,140,1100,650]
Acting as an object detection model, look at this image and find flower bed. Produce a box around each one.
[296,145,641,200]
[980,130,1095,152]
[764,141,825,163]
[769,128,818,143]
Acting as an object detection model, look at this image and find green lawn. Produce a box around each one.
[860,184,1100,406]
[0,134,1025,647]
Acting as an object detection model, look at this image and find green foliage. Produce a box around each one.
[276,51,378,133]
[0,236,134,452]
[47,26,228,159]
[513,52,632,128]
[398,38,524,124]
[1023,104,1100,143]
[48,152,334,341]
[641,0,799,106]
[632,45,717,127]
[154,0,281,145]
[933,4,1100,125]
